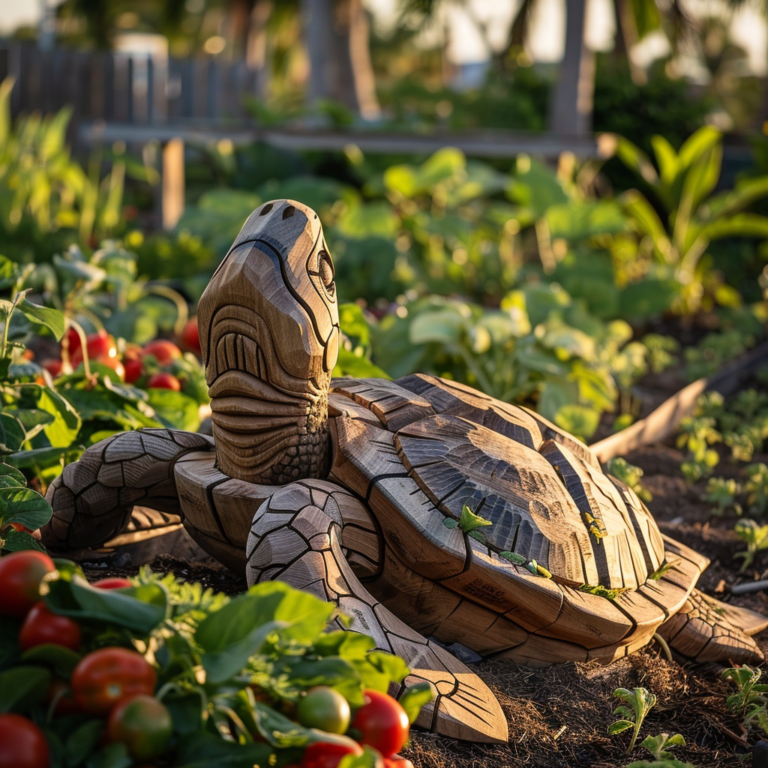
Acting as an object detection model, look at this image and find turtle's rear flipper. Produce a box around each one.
[42,429,214,552]
[658,588,765,665]
[246,482,509,745]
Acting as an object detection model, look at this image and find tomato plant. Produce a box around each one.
[143,340,182,365]
[147,372,181,391]
[297,687,351,734]
[71,647,157,715]
[0,714,49,768]
[19,601,82,651]
[0,550,55,617]
[107,694,173,761]
[301,741,363,768]
[352,690,410,757]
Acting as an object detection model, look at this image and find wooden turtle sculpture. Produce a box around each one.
[42,199,768,745]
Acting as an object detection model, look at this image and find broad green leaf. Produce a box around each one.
[19,299,64,340]
[28,385,81,448]
[611,135,659,185]
[175,732,272,768]
[0,463,26,488]
[554,404,599,441]
[0,486,52,529]
[409,308,465,345]
[22,643,81,677]
[145,388,200,432]
[65,720,104,767]
[0,413,25,453]
[607,719,634,735]
[0,665,51,713]
[651,134,679,188]
[1,529,45,552]
[699,213,768,241]
[333,347,391,380]
[202,619,283,684]
[546,200,625,240]
[84,742,132,768]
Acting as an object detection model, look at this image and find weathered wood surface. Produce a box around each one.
[42,428,213,551]
[198,200,339,486]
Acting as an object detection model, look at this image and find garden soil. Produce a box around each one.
[82,441,768,768]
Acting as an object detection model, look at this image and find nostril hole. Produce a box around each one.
[260,203,273,216]
[282,205,295,220]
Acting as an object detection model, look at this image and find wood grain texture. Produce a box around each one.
[198,199,339,485]
[245,480,508,744]
[42,429,214,551]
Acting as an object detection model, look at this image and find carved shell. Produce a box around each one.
[329,373,669,592]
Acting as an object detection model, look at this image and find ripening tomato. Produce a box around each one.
[301,741,363,768]
[297,687,351,734]
[180,317,201,354]
[71,648,157,715]
[107,695,172,761]
[9,522,32,533]
[142,340,182,365]
[147,372,181,391]
[124,358,143,384]
[92,577,133,590]
[352,691,410,758]
[0,714,49,768]
[19,601,82,652]
[42,359,63,377]
[94,356,125,380]
[70,330,117,366]
[0,550,55,617]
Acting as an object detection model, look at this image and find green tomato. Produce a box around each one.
[107,695,172,761]
[297,687,351,735]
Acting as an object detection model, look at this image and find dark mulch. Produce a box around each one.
[81,442,768,768]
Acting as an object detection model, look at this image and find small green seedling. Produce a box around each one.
[722,665,768,736]
[676,417,721,484]
[695,391,725,420]
[608,687,657,754]
[606,457,651,502]
[622,760,696,768]
[640,733,686,760]
[703,477,741,516]
[745,463,768,516]
[733,519,768,571]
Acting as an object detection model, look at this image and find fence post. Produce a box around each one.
[160,137,185,230]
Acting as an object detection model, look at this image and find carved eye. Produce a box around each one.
[317,250,335,296]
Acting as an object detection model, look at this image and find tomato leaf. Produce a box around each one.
[175,732,273,768]
[22,643,82,677]
[18,299,65,341]
[1,528,46,553]
[84,741,133,768]
[65,720,104,767]
[0,486,53,530]
[398,682,434,724]
[0,463,26,488]
[0,665,51,713]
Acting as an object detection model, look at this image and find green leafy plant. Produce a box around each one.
[722,665,768,736]
[606,457,652,502]
[744,463,768,516]
[608,687,658,754]
[640,733,686,760]
[704,477,741,516]
[733,519,768,571]
[0,463,52,552]
[609,126,768,315]
[675,416,721,483]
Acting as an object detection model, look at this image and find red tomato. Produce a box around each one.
[0,550,55,617]
[297,687,351,734]
[71,648,157,715]
[180,317,201,354]
[352,691,410,758]
[124,358,143,384]
[107,695,172,761]
[94,356,125,380]
[0,714,49,768]
[142,340,182,365]
[42,359,63,377]
[48,678,81,716]
[92,577,133,590]
[301,741,363,768]
[147,372,181,391]
[384,759,414,768]
[70,330,117,366]
[19,601,82,652]
[9,522,33,533]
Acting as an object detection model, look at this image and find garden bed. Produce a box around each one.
[77,439,768,768]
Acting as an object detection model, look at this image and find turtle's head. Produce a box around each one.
[198,200,339,485]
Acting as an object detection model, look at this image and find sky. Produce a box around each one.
[1,0,766,74]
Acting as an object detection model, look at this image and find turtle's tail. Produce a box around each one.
[42,429,214,552]
[657,588,767,665]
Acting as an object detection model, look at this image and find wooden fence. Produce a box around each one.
[0,41,261,132]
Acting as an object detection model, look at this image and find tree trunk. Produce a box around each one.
[549,0,593,135]
[302,0,379,118]
[246,0,273,99]
[612,0,645,84]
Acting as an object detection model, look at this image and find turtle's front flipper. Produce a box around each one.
[658,588,765,665]
[246,481,509,745]
[42,429,214,552]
